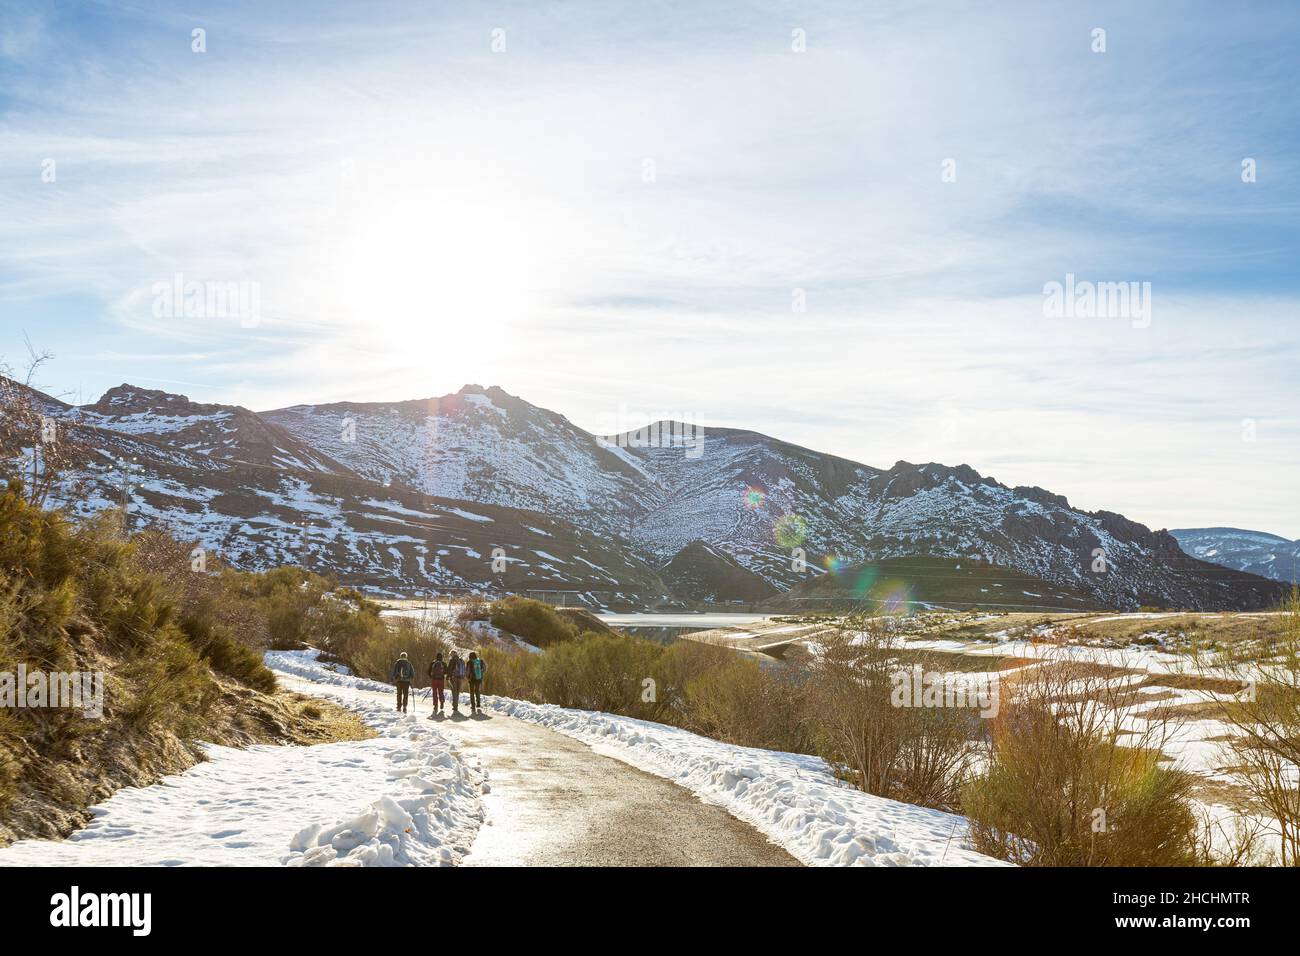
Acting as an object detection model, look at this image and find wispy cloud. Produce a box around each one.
[1,0,1298,535]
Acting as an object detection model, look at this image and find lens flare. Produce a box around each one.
[823,554,849,575]
[851,566,879,598]
[743,486,766,509]
[878,581,914,615]
[774,513,807,549]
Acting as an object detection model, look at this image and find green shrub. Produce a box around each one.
[683,655,811,753]
[180,610,277,693]
[533,632,661,714]
[646,639,732,722]
[489,597,579,648]
[962,657,1201,866]
[310,593,387,662]
[0,478,299,821]
[120,635,216,732]
[476,645,542,700]
[964,707,1200,865]
[348,617,451,688]
[473,628,811,754]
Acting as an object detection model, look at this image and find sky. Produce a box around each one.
[1,0,1298,537]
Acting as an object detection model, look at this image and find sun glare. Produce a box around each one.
[334,185,547,358]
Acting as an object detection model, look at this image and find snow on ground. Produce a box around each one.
[1,648,1008,868]
[273,650,1006,866]
[904,636,1195,675]
[0,653,483,868]
[484,698,1006,867]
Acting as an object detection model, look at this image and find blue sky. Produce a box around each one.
[2,0,1298,536]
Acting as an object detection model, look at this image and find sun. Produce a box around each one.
[333,183,549,359]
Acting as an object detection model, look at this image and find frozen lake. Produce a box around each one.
[595,613,773,628]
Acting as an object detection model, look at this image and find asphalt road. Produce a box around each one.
[435,710,800,867]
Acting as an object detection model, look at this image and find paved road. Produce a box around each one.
[435,711,800,867]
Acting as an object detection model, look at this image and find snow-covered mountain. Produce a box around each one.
[261,386,650,535]
[265,386,1283,610]
[81,384,352,473]
[5,378,1286,611]
[1171,527,1300,586]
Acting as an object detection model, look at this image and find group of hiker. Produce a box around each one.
[389,650,486,717]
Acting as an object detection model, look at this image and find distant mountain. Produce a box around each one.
[1171,527,1300,586]
[658,540,779,606]
[260,386,648,535]
[3,377,1287,611]
[265,387,1284,610]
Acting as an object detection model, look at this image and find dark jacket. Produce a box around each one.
[448,656,466,680]
[390,659,415,682]
[469,657,486,682]
[428,659,447,681]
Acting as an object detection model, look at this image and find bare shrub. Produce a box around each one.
[1190,587,1300,865]
[0,346,89,508]
[806,614,979,810]
[454,597,490,626]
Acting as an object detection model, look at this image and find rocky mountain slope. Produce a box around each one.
[78,384,353,474]
[264,386,1284,610]
[1171,527,1300,586]
[5,377,1286,611]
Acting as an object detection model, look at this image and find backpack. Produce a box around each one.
[452,659,466,679]
[471,658,484,681]
[430,660,446,680]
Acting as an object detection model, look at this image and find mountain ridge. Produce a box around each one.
[1170,527,1300,586]
[2,376,1287,611]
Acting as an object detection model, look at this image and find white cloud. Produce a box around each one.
[2,0,1298,536]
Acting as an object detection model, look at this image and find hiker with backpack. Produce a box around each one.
[389,652,415,713]
[427,652,447,716]
[467,651,486,714]
[447,651,466,714]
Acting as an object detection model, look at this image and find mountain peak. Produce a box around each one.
[90,383,192,412]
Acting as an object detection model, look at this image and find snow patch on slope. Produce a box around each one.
[0,652,483,867]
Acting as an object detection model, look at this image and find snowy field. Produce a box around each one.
[596,612,775,628]
[0,666,483,867]
[1,648,1006,867]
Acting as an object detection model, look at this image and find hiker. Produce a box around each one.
[447,651,466,714]
[389,652,415,713]
[467,651,486,714]
[427,652,447,716]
